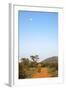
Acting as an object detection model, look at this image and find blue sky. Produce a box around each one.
[18,11,58,60]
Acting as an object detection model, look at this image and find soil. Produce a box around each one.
[32,68,50,78]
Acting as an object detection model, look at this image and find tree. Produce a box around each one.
[22,58,29,65]
[30,55,39,62]
[19,58,30,79]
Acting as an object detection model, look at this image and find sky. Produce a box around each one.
[18,11,58,61]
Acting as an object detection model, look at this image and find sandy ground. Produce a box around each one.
[32,68,50,78]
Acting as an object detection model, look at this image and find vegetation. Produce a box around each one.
[19,55,58,79]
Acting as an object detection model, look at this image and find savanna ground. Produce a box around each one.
[19,55,58,79]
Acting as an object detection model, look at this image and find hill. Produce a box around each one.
[41,56,58,64]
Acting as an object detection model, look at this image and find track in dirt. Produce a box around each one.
[32,68,50,78]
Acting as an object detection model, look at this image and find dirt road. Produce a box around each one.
[32,68,50,78]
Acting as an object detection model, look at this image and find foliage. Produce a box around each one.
[19,56,58,79]
[30,55,39,62]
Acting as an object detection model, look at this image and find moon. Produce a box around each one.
[29,18,32,21]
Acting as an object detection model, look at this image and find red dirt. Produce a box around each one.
[32,68,50,78]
